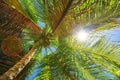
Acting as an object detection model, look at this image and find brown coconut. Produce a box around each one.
[1,36,23,58]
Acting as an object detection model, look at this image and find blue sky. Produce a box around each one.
[105,28,120,43]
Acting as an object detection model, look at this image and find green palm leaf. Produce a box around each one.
[17,0,120,35]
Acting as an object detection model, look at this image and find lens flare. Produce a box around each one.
[75,30,88,41]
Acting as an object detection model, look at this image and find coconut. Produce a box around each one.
[1,36,23,58]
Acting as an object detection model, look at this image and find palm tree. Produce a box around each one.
[0,0,41,79]
[0,0,120,80]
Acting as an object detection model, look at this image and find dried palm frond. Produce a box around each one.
[0,0,41,38]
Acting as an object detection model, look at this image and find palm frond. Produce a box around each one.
[0,0,41,39]
[16,0,120,36]
[25,35,120,80]
[0,58,15,75]
[67,35,120,78]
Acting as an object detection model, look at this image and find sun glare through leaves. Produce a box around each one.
[74,30,88,42]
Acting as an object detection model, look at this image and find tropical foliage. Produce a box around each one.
[0,0,120,80]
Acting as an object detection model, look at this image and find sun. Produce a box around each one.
[75,30,88,41]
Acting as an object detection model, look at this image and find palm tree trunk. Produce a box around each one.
[0,45,37,80]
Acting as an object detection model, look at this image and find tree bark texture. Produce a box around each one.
[0,46,37,80]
